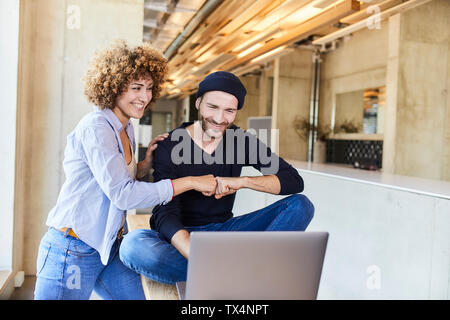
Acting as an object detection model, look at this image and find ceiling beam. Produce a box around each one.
[164,0,360,95]
[312,0,432,46]
[220,0,360,71]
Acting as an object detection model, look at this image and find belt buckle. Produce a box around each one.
[117,227,124,239]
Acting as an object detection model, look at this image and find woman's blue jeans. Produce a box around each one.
[119,194,315,285]
[34,227,145,300]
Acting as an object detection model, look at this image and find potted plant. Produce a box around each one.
[334,119,361,134]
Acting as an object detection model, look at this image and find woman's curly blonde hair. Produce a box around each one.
[83,40,168,110]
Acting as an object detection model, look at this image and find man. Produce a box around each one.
[119,71,315,285]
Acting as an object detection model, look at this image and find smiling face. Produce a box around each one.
[196,91,238,139]
[113,75,153,125]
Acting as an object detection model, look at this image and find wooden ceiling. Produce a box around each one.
[143,0,207,49]
[143,0,408,99]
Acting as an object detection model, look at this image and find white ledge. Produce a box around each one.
[288,160,450,201]
[327,133,384,141]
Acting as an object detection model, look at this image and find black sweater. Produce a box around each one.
[149,122,304,242]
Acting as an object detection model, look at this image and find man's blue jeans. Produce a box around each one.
[119,194,314,285]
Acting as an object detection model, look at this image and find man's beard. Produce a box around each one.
[199,115,232,140]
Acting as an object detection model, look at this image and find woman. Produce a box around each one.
[34,41,216,300]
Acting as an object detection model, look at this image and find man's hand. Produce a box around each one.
[213,177,245,199]
[137,133,169,179]
[211,175,281,199]
[145,133,169,163]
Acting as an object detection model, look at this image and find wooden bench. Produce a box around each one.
[126,214,179,300]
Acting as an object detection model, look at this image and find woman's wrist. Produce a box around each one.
[171,176,194,197]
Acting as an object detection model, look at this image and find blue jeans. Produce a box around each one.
[34,227,145,300]
[119,194,314,285]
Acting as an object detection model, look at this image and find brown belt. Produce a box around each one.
[59,227,124,240]
[59,227,79,239]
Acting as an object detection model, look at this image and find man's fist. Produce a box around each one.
[213,177,245,199]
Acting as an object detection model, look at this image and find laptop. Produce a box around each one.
[176,231,329,300]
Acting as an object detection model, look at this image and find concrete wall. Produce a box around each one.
[319,0,450,182]
[319,20,389,133]
[15,0,144,275]
[233,49,313,161]
[235,74,263,130]
[151,98,184,136]
[383,0,450,181]
[446,35,450,181]
[335,90,364,131]
[276,49,314,162]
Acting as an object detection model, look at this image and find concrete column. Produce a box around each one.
[271,58,280,154]
[383,0,450,181]
[258,69,269,117]
[16,0,144,275]
[276,49,314,161]
[235,75,262,130]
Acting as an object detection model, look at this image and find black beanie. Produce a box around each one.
[196,71,247,109]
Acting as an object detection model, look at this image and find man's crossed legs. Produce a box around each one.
[119,194,314,285]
